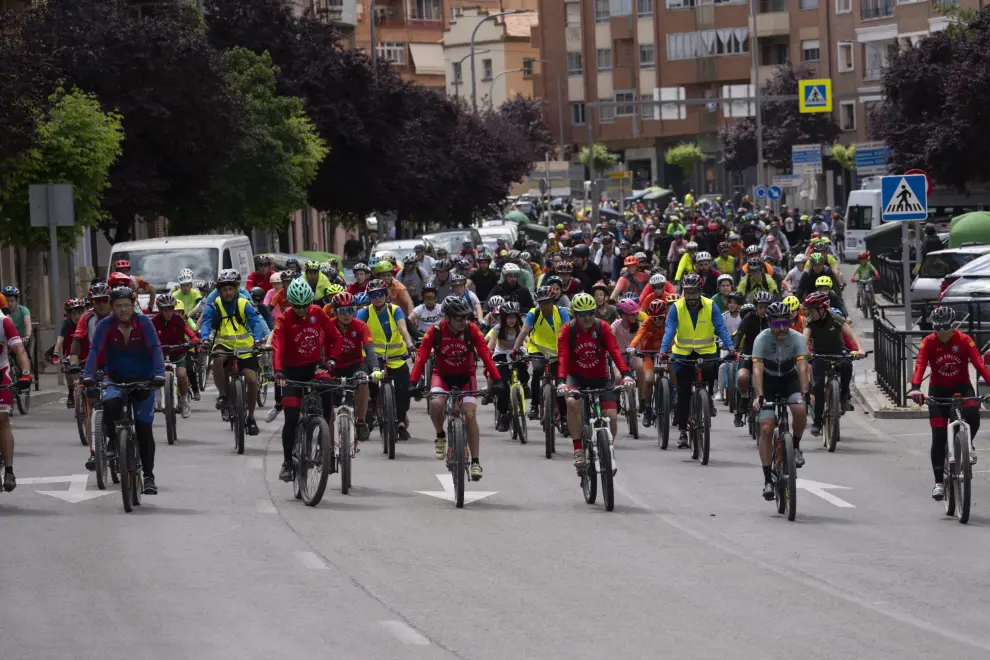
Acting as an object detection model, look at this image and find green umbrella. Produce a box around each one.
[643,187,674,201]
[296,250,341,264]
[504,210,530,224]
[949,212,990,248]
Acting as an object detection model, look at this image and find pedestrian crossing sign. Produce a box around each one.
[881,174,929,221]
[799,79,832,113]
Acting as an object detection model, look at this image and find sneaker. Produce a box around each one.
[3,471,15,492]
[762,482,775,501]
[496,414,510,433]
[470,462,483,481]
[794,447,805,469]
[66,391,75,409]
[642,407,654,428]
[842,398,854,412]
[435,436,446,460]
[397,425,410,441]
[480,391,494,405]
[932,482,945,501]
[733,413,744,428]
[523,384,531,398]
[85,454,96,472]
[265,406,282,424]
[356,422,370,444]
[810,424,822,437]
[710,401,718,418]
[191,390,201,402]
[215,395,226,411]
[279,461,294,482]
[527,407,540,421]
[718,389,726,404]
[246,418,260,436]
[143,475,157,495]
[180,399,191,419]
[677,431,689,449]
[573,449,587,471]
[104,440,117,461]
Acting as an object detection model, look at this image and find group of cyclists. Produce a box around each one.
[0,193,979,511]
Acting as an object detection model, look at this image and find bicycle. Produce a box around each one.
[283,377,336,506]
[563,385,625,512]
[636,350,671,450]
[856,279,875,319]
[732,354,759,441]
[502,356,530,445]
[427,386,488,508]
[256,350,272,408]
[66,365,88,446]
[762,394,797,521]
[330,373,368,495]
[669,356,734,465]
[373,354,409,460]
[100,380,159,513]
[196,348,210,392]
[160,344,192,446]
[210,345,272,455]
[810,352,870,452]
[921,393,988,524]
[10,360,29,415]
[537,356,560,460]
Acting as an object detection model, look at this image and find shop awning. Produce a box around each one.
[409,43,446,76]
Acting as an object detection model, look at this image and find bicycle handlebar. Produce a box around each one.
[667,356,737,365]
[810,351,872,361]
[916,394,990,405]
[103,381,160,390]
[281,378,339,390]
[161,343,193,351]
[562,385,626,398]
[209,346,273,357]
[426,388,489,399]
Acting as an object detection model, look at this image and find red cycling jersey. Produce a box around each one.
[73,310,110,362]
[557,319,629,380]
[410,320,501,382]
[152,314,198,356]
[272,304,342,371]
[333,318,373,369]
[911,330,990,390]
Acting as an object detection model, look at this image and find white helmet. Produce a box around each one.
[177,268,194,285]
[717,273,734,284]
[686,241,699,250]
[794,253,807,263]
[649,273,666,287]
[501,263,520,275]
[694,251,712,262]
[269,271,281,284]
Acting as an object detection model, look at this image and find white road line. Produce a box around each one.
[246,458,263,470]
[380,621,431,646]
[256,499,276,514]
[295,551,328,570]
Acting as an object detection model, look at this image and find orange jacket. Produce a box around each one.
[630,318,666,351]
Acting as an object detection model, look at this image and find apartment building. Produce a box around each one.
[350,0,447,90]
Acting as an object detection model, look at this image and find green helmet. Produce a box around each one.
[373,260,394,274]
[286,278,315,306]
[809,252,825,265]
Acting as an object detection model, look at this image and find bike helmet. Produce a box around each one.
[333,291,355,308]
[354,292,370,307]
[177,268,194,285]
[809,252,825,265]
[373,260,394,275]
[782,295,800,313]
[319,263,334,277]
[794,253,807,264]
[636,252,649,264]
[328,257,339,269]
[435,247,449,257]
[156,293,177,308]
[279,270,294,284]
[65,298,86,312]
[694,251,712,263]
[616,298,639,315]
[858,251,871,260]
[255,254,274,267]
[544,275,563,288]
[804,291,831,311]
[767,301,790,319]
[441,296,472,317]
[1,285,18,297]
[366,279,387,294]
[728,292,746,304]
[109,286,133,302]
[487,295,505,311]
[686,242,699,251]
[499,302,521,317]
[269,271,281,285]
[434,259,452,271]
[745,245,761,256]
[815,275,833,288]
[930,305,956,331]
[572,244,591,258]
[203,280,217,293]
[286,278,315,306]
[623,255,639,267]
[107,272,131,288]
[285,257,299,269]
[113,259,130,270]
[649,273,667,288]
[556,262,573,274]
[501,263,520,275]
[647,298,667,318]
[217,269,240,286]
[403,254,418,266]
[571,292,596,313]
[326,283,345,297]
[681,273,702,290]
[457,259,472,271]
[747,257,764,271]
[664,293,680,305]
[717,273,734,285]
[740,303,755,315]
[535,285,555,302]
[304,260,321,272]
[450,274,467,286]
[353,262,370,274]
[559,247,572,258]
[250,287,265,301]
[508,249,521,260]
[592,280,610,294]
[753,290,775,304]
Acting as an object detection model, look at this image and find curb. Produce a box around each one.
[850,382,990,419]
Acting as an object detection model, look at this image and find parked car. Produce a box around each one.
[911,245,990,301]
[477,223,518,251]
[939,251,990,294]
[421,228,483,255]
[936,277,990,345]
[372,238,434,265]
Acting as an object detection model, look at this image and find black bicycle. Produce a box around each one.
[563,385,625,512]
[10,360,29,415]
[210,345,271,455]
[99,380,160,513]
[160,344,192,446]
[762,395,797,521]
[921,393,988,524]
[669,356,734,465]
[373,354,408,460]
[810,352,870,452]
[636,350,671,450]
[428,386,488,508]
[538,356,560,460]
[283,377,335,507]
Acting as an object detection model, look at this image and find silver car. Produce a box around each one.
[911,246,990,301]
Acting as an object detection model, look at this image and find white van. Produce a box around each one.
[108,234,254,306]
[843,186,882,262]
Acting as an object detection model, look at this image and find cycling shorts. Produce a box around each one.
[759,372,802,421]
[565,374,618,411]
[430,371,478,405]
[0,367,11,414]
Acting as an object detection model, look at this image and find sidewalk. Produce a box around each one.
[18,372,69,411]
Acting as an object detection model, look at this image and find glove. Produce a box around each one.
[624,347,636,355]
[275,370,285,386]
[620,376,636,390]
[51,353,61,365]
[731,351,740,362]
[909,389,925,406]
[409,384,425,400]
[656,352,668,362]
[491,379,506,392]
[151,376,166,388]
[370,369,383,382]
[16,374,31,391]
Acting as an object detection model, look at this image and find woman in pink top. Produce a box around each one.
[263,271,285,321]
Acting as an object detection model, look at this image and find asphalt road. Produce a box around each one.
[2,387,989,660]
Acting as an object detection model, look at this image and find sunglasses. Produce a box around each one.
[292,304,310,311]
[574,310,596,318]
[368,291,386,299]
[770,320,790,329]
[335,306,355,315]
[449,315,467,322]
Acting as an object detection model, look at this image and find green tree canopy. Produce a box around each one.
[665,143,705,174]
[579,143,618,174]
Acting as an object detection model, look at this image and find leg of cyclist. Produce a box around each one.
[734,366,750,427]
[673,357,694,448]
[529,355,545,420]
[354,376,371,445]
[0,366,13,490]
[757,398,775,500]
[428,381,448,460]
[564,389,585,470]
[243,366,260,435]
[101,392,124,462]
[601,387,620,440]
[703,360,718,417]
[810,360,826,436]
[188,349,201,401]
[84,390,99,471]
[278,365,313,481]
[212,355,228,410]
[839,360,854,412]
[637,357,655,426]
[176,360,191,418]
[463,399,484,480]
[927,391,951,500]
[517,361,530,398]
[494,355,512,433]
[392,363,412,441]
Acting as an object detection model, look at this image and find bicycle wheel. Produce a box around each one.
[773,432,786,515]
[510,385,528,445]
[543,382,555,459]
[118,425,133,513]
[658,376,670,450]
[198,353,210,391]
[93,409,109,490]
[299,415,332,507]
[231,379,245,454]
[423,358,433,411]
[164,372,177,446]
[726,364,736,414]
[450,417,466,508]
[825,379,841,452]
[131,438,143,508]
[597,428,614,512]
[380,383,396,460]
[781,431,797,521]
[257,381,268,407]
[15,387,28,415]
[943,452,956,517]
[956,432,971,524]
[292,423,304,500]
[337,412,352,495]
[689,391,701,460]
[695,390,711,466]
[581,423,597,505]
[624,388,639,439]
[75,390,88,446]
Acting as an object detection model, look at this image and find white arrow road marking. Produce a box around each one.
[416,473,497,505]
[797,478,855,508]
[18,474,113,503]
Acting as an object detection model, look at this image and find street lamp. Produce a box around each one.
[453,50,490,100]
[470,8,535,114]
[487,68,526,110]
[530,57,566,153]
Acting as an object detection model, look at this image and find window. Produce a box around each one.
[835,0,851,12]
[451,6,463,20]
[802,40,820,62]
[523,58,535,77]
[800,0,818,8]
[597,48,613,71]
[595,0,610,22]
[600,102,616,123]
[637,0,653,16]
[571,102,586,125]
[861,0,893,19]
[610,0,633,16]
[452,61,462,83]
[667,0,696,8]
[482,58,493,81]
[639,43,655,68]
[377,42,406,65]
[615,90,635,116]
[840,101,856,130]
[567,51,583,75]
[846,205,873,231]
[410,0,442,21]
[641,94,658,120]
[863,44,891,80]
[566,2,581,25]
[837,42,854,72]
[668,29,750,60]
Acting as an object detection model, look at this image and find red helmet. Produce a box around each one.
[333,291,355,308]
[113,259,130,270]
[811,232,821,239]
[64,298,86,312]
[858,251,870,260]
[108,271,131,288]
[647,298,667,318]
[804,291,831,311]
[707,222,719,232]
[624,255,639,267]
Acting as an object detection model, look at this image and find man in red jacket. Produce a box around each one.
[246,255,274,294]
[152,294,199,418]
[557,292,635,471]
[410,296,502,481]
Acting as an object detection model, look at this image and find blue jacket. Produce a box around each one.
[84,314,165,382]
[199,296,269,342]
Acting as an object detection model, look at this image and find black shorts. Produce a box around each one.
[332,362,370,379]
[166,354,187,370]
[760,372,803,419]
[219,353,259,375]
[565,375,619,405]
[281,363,325,407]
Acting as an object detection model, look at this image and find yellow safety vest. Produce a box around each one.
[213,298,254,349]
[365,303,407,369]
[525,306,562,357]
[672,297,717,356]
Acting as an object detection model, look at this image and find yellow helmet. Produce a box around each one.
[570,292,597,313]
[326,283,345,296]
[174,300,186,313]
[782,295,800,312]
[815,275,833,288]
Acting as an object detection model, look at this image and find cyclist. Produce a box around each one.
[53,298,87,408]
[2,286,32,353]
[850,251,880,309]
[611,255,649,300]
[374,259,414,316]
[554,262,580,298]
[83,286,165,494]
[347,263,372,296]
[301,260,333,302]
[718,292,745,402]
[410,296,502,480]
[328,291,380,447]
[200,269,270,435]
[247,254,275,293]
[356,278,415,441]
[544,275,571,311]
[612,296,646,406]
[802,291,864,437]
[398,254,428,306]
[450,274,483,321]
[639,272,674,312]
[557,293,635,470]
[784,254,807,292]
[250,287,276,331]
[172,268,202,315]
[271,279,344,481]
[427,259,455,302]
[907,306,990,501]
[72,284,113,471]
[783,294,804,332]
[486,302,528,433]
[629,298,668,426]
[0,305,31,490]
[592,281,617,323]
[480,295,505,330]
[112,260,157,306]
[152,293,200,418]
[796,251,840,300]
[674,242,699,283]
[409,284,443,335]
[513,285,571,421]
[469,251,499,301]
[714,242,736,279]
[751,301,810,498]
[660,273,737,448]
[737,257,779,303]
[811,275,848,318]
[490,263,536,313]
[173,300,202,403]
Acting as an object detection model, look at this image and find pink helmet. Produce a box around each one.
[616,298,639,315]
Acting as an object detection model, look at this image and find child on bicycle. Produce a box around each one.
[628,298,668,427]
[850,250,879,305]
[486,302,529,433]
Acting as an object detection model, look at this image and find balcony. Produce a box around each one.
[408,0,443,24]
[749,1,790,37]
[373,2,405,27]
[861,0,893,20]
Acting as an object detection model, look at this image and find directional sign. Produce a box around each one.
[799,79,832,113]
[881,174,928,222]
[754,185,767,200]
[797,479,855,508]
[854,141,889,176]
[416,473,497,505]
[773,174,804,188]
[768,185,782,200]
[18,474,112,503]
[792,144,823,175]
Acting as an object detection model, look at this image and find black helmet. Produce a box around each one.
[89,282,110,300]
[250,286,265,301]
[441,296,472,317]
[572,244,591,258]
[929,305,956,330]
[499,302,521,316]
[767,301,790,319]
[925,222,936,235]
[434,259,452,271]
[535,285,554,302]
[681,273,702,289]
[109,286,134,302]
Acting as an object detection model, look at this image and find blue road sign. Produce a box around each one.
[768,185,782,200]
[854,141,889,176]
[754,185,767,200]
[792,144,823,174]
[881,174,928,222]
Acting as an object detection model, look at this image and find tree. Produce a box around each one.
[0,88,124,250]
[194,48,328,234]
[579,143,618,174]
[496,94,556,160]
[17,0,246,242]
[831,143,856,171]
[0,10,51,178]
[718,118,758,172]
[665,143,705,175]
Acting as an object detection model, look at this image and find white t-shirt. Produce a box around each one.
[785,266,804,291]
[722,311,742,336]
[412,303,443,330]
